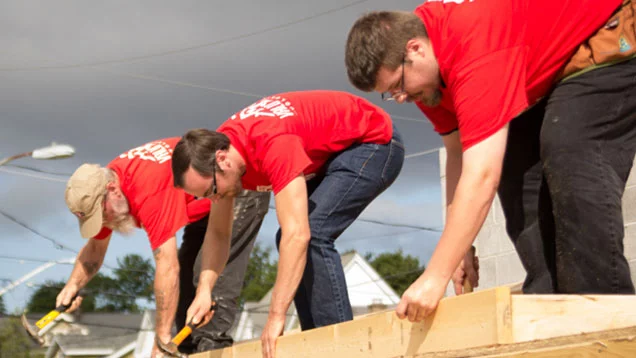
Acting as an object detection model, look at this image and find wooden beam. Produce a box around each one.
[193,287,513,358]
[512,295,636,342]
[416,326,636,357]
[192,290,636,358]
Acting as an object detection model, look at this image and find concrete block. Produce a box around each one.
[476,256,497,290]
[496,251,526,286]
[624,225,636,261]
[626,156,636,187]
[497,226,516,254]
[438,148,447,179]
[475,224,499,258]
[630,259,636,288]
[622,186,636,225]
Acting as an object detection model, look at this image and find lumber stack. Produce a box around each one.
[191,287,636,357]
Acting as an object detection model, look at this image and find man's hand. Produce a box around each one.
[261,312,286,358]
[452,247,479,295]
[396,274,447,322]
[56,284,82,312]
[151,342,166,358]
[186,292,215,327]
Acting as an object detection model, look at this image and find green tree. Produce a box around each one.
[240,243,278,302]
[26,280,65,313]
[0,317,33,357]
[0,295,6,316]
[109,254,154,313]
[366,250,424,296]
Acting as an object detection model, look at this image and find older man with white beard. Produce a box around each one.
[58,137,269,357]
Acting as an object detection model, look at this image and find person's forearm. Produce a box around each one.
[427,166,499,281]
[197,229,230,295]
[154,259,180,340]
[445,149,462,207]
[67,239,107,288]
[269,234,309,316]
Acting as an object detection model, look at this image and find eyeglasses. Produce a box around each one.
[381,56,406,102]
[203,163,218,198]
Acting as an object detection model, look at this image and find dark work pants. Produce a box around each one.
[275,125,405,330]
[175,190,270,353]
[498,58,636,294]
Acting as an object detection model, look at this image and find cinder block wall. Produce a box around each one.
[439,148,636,293]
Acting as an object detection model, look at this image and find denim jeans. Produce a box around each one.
[276,125,405,330]
[498,58,636,294]
[176,190,270,353]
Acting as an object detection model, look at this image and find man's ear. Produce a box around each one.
[405,38,426,58]
[215,150,229,170]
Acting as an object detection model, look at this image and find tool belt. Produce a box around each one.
[558,0,636,81]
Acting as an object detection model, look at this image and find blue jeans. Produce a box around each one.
[276,125,405,330]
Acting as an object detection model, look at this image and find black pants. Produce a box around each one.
[498,58,636,294]
[175,190,270,353]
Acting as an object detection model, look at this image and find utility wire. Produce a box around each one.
[0,167,439,231]
[0,0,372,72]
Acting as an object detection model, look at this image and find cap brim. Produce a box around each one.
[79,197,104,238]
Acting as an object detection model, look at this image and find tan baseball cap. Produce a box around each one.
[65,164,108,238]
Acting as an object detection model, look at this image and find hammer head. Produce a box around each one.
[156,335,188,358]
[21,313,45,345]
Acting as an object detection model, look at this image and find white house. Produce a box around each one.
[232,251,400,342]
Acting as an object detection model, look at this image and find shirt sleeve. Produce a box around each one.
[416,102,458,135]
[450,46,529,150]
[260,135,312,194]
[136,188,190,250]
[93,227,112,240]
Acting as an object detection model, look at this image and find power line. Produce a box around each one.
[0,0,372,72]
[0,167,439,231]
[95,67,427,123]
[0,209,79,253]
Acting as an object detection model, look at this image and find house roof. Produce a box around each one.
[53,332,139,356]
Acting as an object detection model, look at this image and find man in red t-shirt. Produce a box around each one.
[59,138,269,356]
[346,0,636,322]
[171,90,405,358]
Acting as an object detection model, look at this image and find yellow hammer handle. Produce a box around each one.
[171,325,193,346]
[35,310,62,329]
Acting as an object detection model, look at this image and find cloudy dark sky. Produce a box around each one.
[0,0,445,312]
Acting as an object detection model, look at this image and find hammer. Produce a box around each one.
[155,302,217,357]
[21,293,82,345]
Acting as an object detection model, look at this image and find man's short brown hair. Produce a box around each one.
[172,128,230,188]
[345,11,427,91]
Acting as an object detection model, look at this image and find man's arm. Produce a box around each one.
[397,125,508,322]
[187,196,234,325]
[262,175,311,358]
[57,235,111,311]
[152,236,180,344]
[443,131,463,207]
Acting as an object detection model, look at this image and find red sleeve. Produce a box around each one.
[416,102,458,135]
[450,46,529,150]
[260,135,312,194]
[93,227,112,240]
[137,188,190,250]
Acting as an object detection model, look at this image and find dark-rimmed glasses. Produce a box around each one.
[203,163,218,198]
[381,56,406,102]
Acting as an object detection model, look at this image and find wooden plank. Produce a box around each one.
[192,287,512,358]
[512,295,636,342]
[413,325,636,357]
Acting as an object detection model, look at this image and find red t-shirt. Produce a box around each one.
[218,90,393,194]
[93,138,210,250]
[414,0,621,149]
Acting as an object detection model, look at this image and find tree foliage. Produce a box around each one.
[0,295,6,316]
[366,250,424,296]
[26,254,154,314]
[240,243,278,302]
[0,317,33,357]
